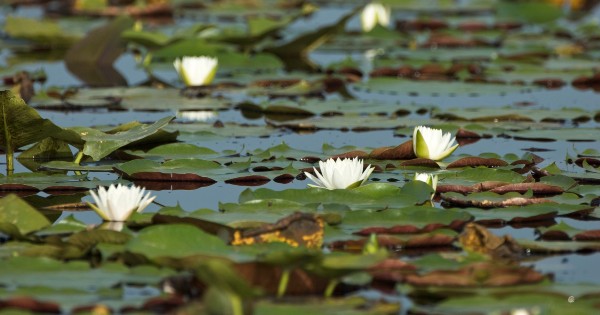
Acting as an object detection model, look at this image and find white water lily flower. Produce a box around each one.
[88,184,156,222]
[173,56,218,86]
[177,110,217,122]
[305,157,375,190]
[361,3,391,32]
[413,126,459,161]
[414,172,438,191]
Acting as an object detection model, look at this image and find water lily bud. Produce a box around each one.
[414,172,438,191]
[173,56,218,87]
[362,233,381,255]
[413,126,459,161]
[305,157,375,190]
[361,3,391,32]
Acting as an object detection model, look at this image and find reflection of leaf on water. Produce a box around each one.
[65,16,134,87]
[264,8,360,72]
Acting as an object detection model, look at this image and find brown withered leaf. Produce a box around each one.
[369,258,418,284]
[369,140,416,160]
[405,262,545,287]
[0,297,60,314]
[330,150,369,159]
[130,180,215,191]
[330,234,456,251]
[441,194,555,208]
[471,181,513,192]
[251,79,301,88]
[446,157,508,169]
[225,175,271,186]
[573,230,600,241]
[489,183,563,195]
[458,223,522,259]
[115,168,217,183]
[436,184,474,194]
[355,220,467,236]
[399,158,440,168]
[231,212,324,249]
[576,157,600,168]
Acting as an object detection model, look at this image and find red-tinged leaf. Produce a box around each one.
[251,79,301,88]
[399,19,448,31]
[131,180,215,191]
[369,140,415,160]
[441,195,555,208]
[471,181,514,192]
[399,158,440,168]
[355,220,467,236]
[489,183,563,195]
[574,230,600,241]
[0,184,39,192]
[369,258,418,284]
[455,128,482,139]
[405,262,545,287]
[0,297,60,314]
[273,174,295,184]
[225,175,271,186]
[576,157,600,168]
[532,78,566,89]
[540,230,571,241]
[508,212,558,224]
[43,186,89,193]
[405,234,456,248]
[122,171,217,183]
[446,157,508,169]
[330,234,456,251]
[436,184,474,194]
[331,150,369,159]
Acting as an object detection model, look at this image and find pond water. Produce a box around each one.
[1,0,600,313]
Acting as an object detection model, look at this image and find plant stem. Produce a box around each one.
[5,145,13,176]
[73,151,84,176]
[2,106,13,176]
[277,269,291,297]
[324,279,338,298]
[230,294,243,315]
[73,151,84,164]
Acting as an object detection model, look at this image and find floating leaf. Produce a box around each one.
[70,116,175,161]
[0,194,50,236]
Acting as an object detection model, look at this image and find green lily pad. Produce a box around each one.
[125,223,251,262]
[0,256,173,290]
[340,206,472,235]
[0,194,50,236]
[4,16,79,49]
[239,182,433,210]
[68,116,175,161]
[355,78,534,97]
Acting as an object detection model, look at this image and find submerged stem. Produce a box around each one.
[324,279,339,298]
[277,269,291,297]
